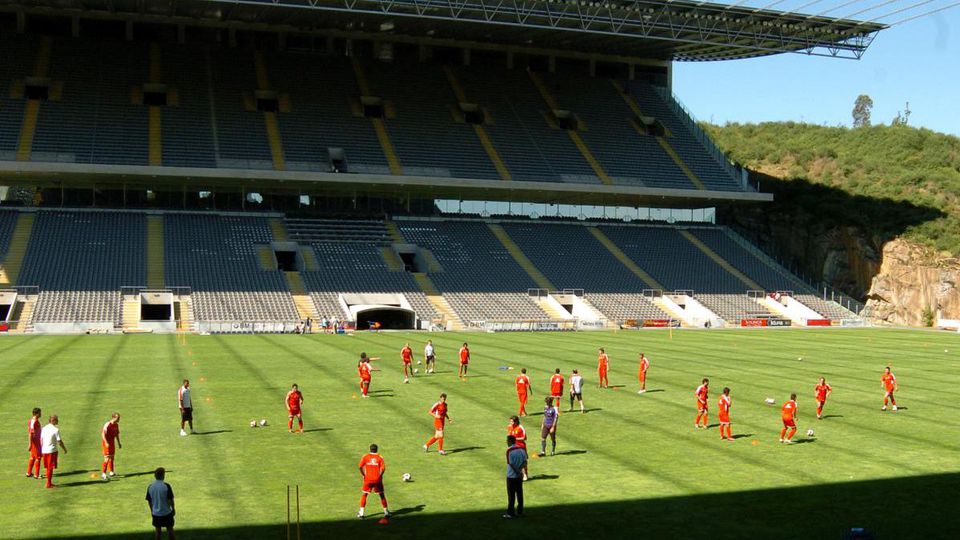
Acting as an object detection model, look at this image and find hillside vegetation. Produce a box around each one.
[703,122,960,256]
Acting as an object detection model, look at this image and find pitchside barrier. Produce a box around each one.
[481,319,579,332]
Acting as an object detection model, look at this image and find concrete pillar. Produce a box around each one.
[506,51,514,69]
[326,35,335,54]
[419,44,430,62]
[462,48,471,66]
[628,64,635,81]
[345,39,354,57]
[278,32,286,50]
[588,59,596,77]
[548,56,556,73]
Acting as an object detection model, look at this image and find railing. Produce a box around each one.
[121,286,193,296]
[650,85,751,191]
[480,319,579,332]
[14,285,40,296]
[196,320,300,334]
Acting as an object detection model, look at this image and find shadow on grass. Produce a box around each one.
[37,473,960,539]
[301,428,332,433]
[193,430,233,436]
[446,446,484,454]
[553,450,587,456]
[526,474,560,481]
[821,415,844,419]
[116,470,166,479]
[642,389,666,394]
[732,434,753,440]
[55,469,98,478]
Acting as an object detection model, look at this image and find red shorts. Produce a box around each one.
[460,360,468,365]
[42,452,58,470]
[718,413,730,424]
[885,388,895,395]
[697,402,708,412]
[102,443,115,457]
[403,359,412,365]
[517,392,528,401]
[29,442,41,459]
[362,481,384,494]
[433,418,445,431]
[782,418,796,428]
[551,391,562,399]
[288,408,301,416]
[360,377,371,384]
[639,372,647,382]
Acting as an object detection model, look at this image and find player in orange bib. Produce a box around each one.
[718,388,733,441]
[458,343,470,380]
[780,393,798,443]
[401,343,415,384]
[549,368,565,409]
[357,444,390,519]
[814,377,832,419]
[286,384,304,432]
[424,393,451,455]
[100,413,122,481]
[637,353,650,394]
[507,416,529,481]
[357,352,378,398]
[515,368,532,416]
[881,366,899,411]
[694,378,709,428]
[26,407,42,479]
[597,348,610,389]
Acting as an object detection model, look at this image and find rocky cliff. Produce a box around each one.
[864,238,960,326]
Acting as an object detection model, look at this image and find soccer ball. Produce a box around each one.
[250,420,257,428]
[402,473,412,482]
[806,429,815,437]
[260,419,268,427]
[414,368,419,374]
[764,398,776,405]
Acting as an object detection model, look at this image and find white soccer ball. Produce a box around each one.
[797,357,803,361]
[764,398,776,405]
[250,420,257,428]
[402,473,412,482]
[414,368,419,373]
[260,419,268,427]
[417,360,422,365]
[806,429,815,437]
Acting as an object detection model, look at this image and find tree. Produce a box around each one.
[852,94,873,128]
[891,101,911,127]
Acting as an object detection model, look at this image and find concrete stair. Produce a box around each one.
[269,219,289,242]
[146,215,165,288]
[285,272,319,321]
[176,295,196,332]
[0,213,35,286]
[258,246,277,270]
[537,297,572,320]
[412,273,463,330]
[8,297,36,334]
[677,230,762,291]
[487,223,555,290]
[587,227,663,290]
[121,298,141,331]
[381,246,404,271]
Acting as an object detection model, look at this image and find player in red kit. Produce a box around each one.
[637,353,650,393]
[515,368,532,416]
[424,393,451,455]
[718,388,733,441]
[507,416,529,481]
[814,377,832,419]
[286,384,304,432]
[881,366,898,411]
[401,343,415,384]
[549,369,565,409]
[780,393,798,443]
[458,343,470,380]
[357,444,390,519]
[101,413,122,481]
[26,407,42,478]
[694,378,709,428]
[597,348,609,389]
[358,352,375,398]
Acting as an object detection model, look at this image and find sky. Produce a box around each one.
[672,2,960,136]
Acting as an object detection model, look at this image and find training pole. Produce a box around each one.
[296,485,302,540]
[286,485,291,540]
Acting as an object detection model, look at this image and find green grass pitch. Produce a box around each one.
[1,329,959,539]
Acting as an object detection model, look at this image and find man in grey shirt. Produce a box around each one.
[504,435,527,518]
[146,467,175,540]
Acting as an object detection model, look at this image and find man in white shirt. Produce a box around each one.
[569,369,586,414]
[178,379,195,436]
[40,415,67,488]
[424,340,436,374]
[146,467,176,540]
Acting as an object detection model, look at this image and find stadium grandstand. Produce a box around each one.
[0,0,890,335]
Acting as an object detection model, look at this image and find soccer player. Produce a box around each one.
[597,348,609,389]
[694,378,709,429]
[814,377,832,419]
[458,342,470,379]
[178,379,194,436]
[638,353,650,393]
[718,388,733,441]
[549,368,565,409]
[40,415,67,488]
[882,366,899,411]
[146,467,175,540]
[507,416,528,481]
[424,393,451,455]
[357,444,390,519]
[400,343,415,383]
[569,369,585,413]
[780,393,798,443]
[358,353,373,398]
[539,397,559,456]
[101,413,122,481]
[286,384,304,432]
[424,340,436,374]
[515,368,532,416]
[26,407,42,479]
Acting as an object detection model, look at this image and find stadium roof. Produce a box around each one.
[2,0,887,61]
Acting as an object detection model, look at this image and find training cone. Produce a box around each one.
[378,517,390,525]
